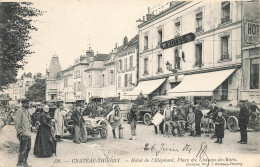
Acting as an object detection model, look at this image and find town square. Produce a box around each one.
[0,1,259,167]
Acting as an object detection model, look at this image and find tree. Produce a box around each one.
[0,2,43,91]
[25,79,46,102]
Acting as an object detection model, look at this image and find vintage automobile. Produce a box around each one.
[126,95,179,125]
[64,111,108,142]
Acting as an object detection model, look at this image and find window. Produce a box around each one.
[130,56,133,68]
[74,83,77,91]
[88,75,92,86]
[119,60,123,70]
[195,43,202,66]
[102,74,105,86]
[124,74,128,87]
[221,79,228,100]
[129,73,132,86]
[64,78,68,87]
[221,1,230,24]
[174,49,180,69]
[110,70,114,84]
[118,76,121,88]
[144,35,148,50]
[250,58,260,89]
[157,54,163,72]
[196,12,203,32]
[158,30,162,45]
[144,58,149,74]
[124,58,127,69]
[221,36,229,60]
[78,82,81,91]
[175,21,180,36]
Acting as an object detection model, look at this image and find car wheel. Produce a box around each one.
[80,126,88,143]
[143,113,152,125]
[227,116,238,132]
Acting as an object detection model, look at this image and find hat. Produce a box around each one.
[211,101,217,104]
[239,100,246,103]
[75,100,83,107]
[21,99,29,104]
[57,100,64,103]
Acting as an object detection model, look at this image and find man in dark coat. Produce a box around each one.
[194,104,203,137]
[129,104,138,140]
[71,101,85,144]
[238,100,250,144]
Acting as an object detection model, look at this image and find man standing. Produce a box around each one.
[54,101,65,142]
[238,100,250,144]
[193,104,203,137]
[129,104,138,140]
[14,99,31,167]
[206,101,219,136]
[71,101,86,144]
[163,103,172,136]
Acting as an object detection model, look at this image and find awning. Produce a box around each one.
[168,69,236,96]
[125,78,166,96]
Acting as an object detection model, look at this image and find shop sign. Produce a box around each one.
[160,33,195,49]
[244,21,260,45]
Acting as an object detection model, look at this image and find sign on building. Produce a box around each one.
[244,21,260,45]
[160,33,195,50]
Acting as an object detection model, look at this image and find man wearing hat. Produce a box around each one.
[238,100,250,144]
[14,99,31,167]
[54,101,65,142]
[193,104,203,137]
[71,100,85,144]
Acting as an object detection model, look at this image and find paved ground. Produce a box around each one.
[0,121,260,167]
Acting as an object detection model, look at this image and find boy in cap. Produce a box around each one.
[14,99,31,167]
[193,104,203,137]
[214,109,225,144]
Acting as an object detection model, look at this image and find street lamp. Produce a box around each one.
[165,61,177,73]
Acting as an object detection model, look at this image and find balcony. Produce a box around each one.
[220,54,230,61]
[143,70,149,76]
[221,16,230,24]
[196,26,203,33]
[144,46,149,51]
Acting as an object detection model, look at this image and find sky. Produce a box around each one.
[18,0,169,77]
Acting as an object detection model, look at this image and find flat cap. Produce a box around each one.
[21,99,29,104]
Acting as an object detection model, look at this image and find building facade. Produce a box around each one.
[241,1,260,103]
[134,1,243,106]
[115,35,139,100]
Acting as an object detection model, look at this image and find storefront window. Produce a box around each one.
[250,58,260,89]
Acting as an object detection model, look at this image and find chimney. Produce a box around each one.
[115,43,118,49]
[146,13,156,21]
[143,16,145,21]
[86,47,94,62]
[123,36,128,45]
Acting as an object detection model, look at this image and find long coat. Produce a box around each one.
[54,108,64,136]
[238,106,249,128]
[194,109,203,123]
[34,112,56,157]
[215,116,225,138]
[71,109,85,126]
[207,106,219,122]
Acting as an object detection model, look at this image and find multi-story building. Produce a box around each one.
[46,55,62,102]
[61,66,74,103]
[7,76,35,103]
[241,1,260,103]
[131,1,244,106]
[84,50,110,103]
[115,35,139,99]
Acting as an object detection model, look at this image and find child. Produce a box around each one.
[214,109,225,144]
[187,107,195,136]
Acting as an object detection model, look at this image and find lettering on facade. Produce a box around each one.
[245,21,260,45]
[160,33,195,49]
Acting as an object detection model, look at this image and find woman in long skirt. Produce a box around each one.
[34,105,56,157]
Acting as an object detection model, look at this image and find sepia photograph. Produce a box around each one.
[0,0,259,167]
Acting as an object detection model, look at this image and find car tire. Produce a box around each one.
[143,113,152,126]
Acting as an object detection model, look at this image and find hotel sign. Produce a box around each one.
[160,33,195,50]
[244,21,260,45]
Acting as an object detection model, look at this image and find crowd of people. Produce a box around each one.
[11,98,259,167]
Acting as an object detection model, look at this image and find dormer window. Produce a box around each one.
[175,21,180,37]
[158,29,162,45]
[196,12,203,32]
